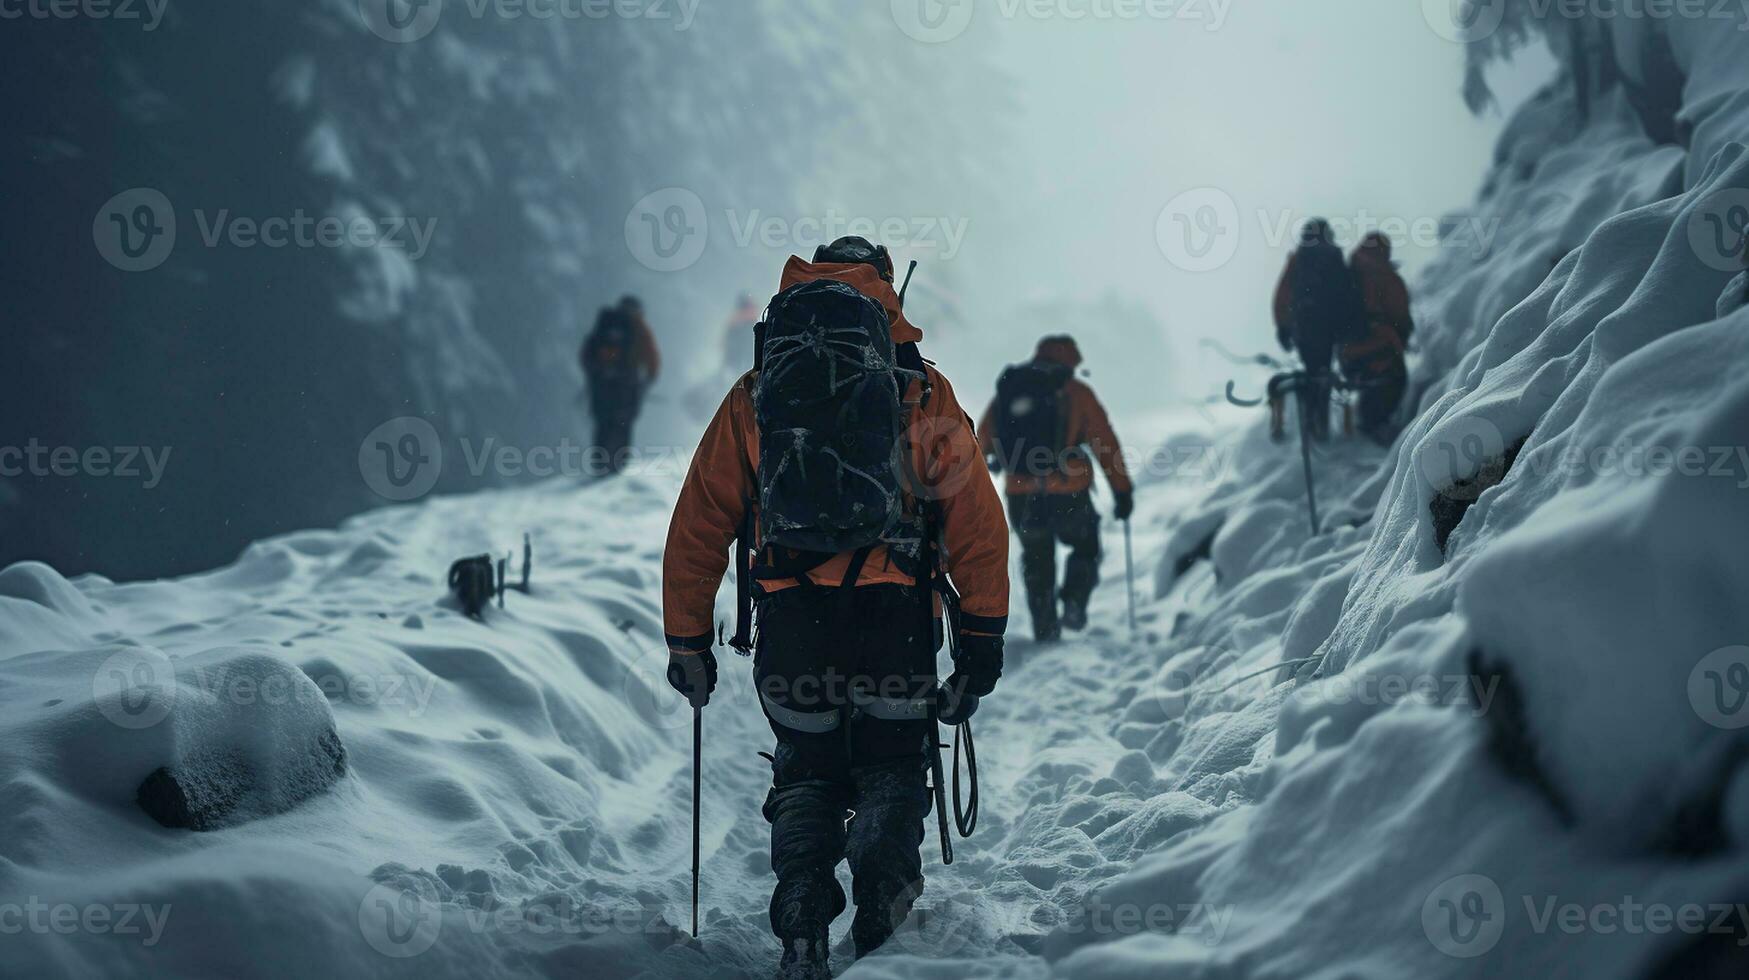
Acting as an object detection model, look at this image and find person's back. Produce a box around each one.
[581,296,661,470]
[661,237,1009,979]
[1272,219,1361,440]
[979,336,1133,641]
[1344,233,1413,442]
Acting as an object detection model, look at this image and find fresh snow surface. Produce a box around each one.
[7,13,1749,980]
[0,441,1224,979]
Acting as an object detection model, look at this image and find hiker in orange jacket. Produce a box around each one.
[1342,233,1414,442]
[979,336,1132,642]
[661,238,1009,975]
[580,295,662,471]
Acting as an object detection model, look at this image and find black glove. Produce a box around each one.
[949,633,1003,699]
[936,682,979,726]
[1114,491,1135,522]
[666,649,718,708]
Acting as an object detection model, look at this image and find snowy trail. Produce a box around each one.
[0,425,1227,979]
[642,422,1223,978]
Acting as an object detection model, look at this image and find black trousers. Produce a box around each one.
[754,585,936,955]
[1008,491,1101,638]
[588,381,644,471]
[1353,366,1407,440]
[1296,339,1336,442]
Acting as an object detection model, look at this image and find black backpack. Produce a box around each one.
[1290,243,1367,349]
[992,362,1072,477]
[752,279,916,559]
[583,308,642,386]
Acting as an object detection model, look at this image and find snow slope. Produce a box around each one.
[1038,12,1749,980]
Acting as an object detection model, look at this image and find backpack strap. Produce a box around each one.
[728,505,755,655]
[895,341,930,411]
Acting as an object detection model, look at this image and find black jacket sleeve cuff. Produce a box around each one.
[958,613,1008,636]
[666,633,714,653]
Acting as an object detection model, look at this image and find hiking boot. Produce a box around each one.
[1061,599,1088,632]
[777,935,831,980]
[1034,622,1062,644]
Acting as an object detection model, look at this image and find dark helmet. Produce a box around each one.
[812,236,895,282]
[1299,219,1337,250]
[617,295,644,315]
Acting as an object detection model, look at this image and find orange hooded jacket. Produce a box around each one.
[662,257,1011,653]
[977,337,1134,498]
[581,311,662,385]
[1343,234,1413,376]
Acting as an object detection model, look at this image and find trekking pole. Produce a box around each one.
[691,705,702,937]
[1297,382,1322,536]
[1124,519,1137,636]
[897,260,919,306]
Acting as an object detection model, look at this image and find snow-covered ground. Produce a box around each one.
[6,9,1749,980]
[0,421,1231,979]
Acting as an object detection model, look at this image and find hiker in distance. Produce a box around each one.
[578,294,662,472]
[1272,218,1365,442]
[979,335,1134,644]
[661,237,1011,979]
[1342,232,1415,444]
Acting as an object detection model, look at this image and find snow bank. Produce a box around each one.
[1039,10,1749,979]
[0,478,713,977]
